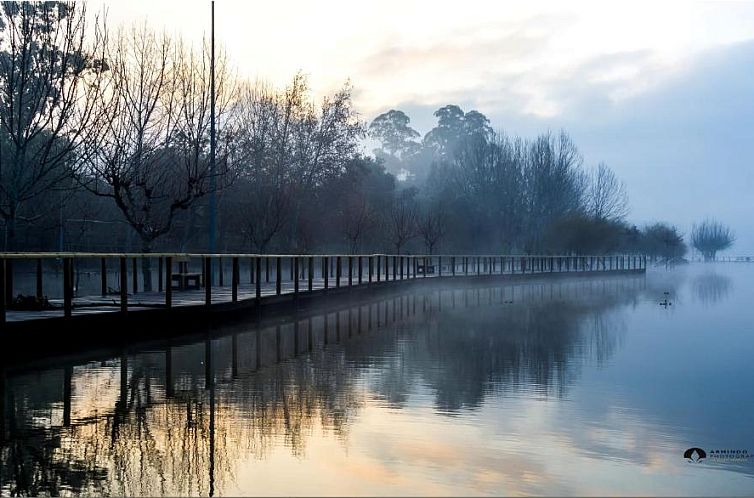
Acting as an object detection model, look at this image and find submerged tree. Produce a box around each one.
[691,220,734,261]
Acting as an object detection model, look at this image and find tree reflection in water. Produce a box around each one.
[0,275,646,496]
[692,271,732,306]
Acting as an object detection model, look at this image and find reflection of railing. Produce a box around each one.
[0,252,646,324]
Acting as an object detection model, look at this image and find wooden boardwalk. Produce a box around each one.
[1,253,647,325]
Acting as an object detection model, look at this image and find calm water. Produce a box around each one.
[2,264,753,496]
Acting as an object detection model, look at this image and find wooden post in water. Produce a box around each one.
[232,257,239,302]
[276,257,282,295]
[165,256,172,308]
[120,257,128,313]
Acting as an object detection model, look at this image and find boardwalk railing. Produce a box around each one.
[0,252,646,324]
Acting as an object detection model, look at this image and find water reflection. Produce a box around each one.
[692,272,733,305]
[0,276,649,496]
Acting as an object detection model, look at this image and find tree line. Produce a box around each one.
[0,1,734,266]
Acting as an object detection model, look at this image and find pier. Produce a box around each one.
[0,253,646,328]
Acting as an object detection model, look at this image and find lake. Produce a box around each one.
[2,263,752,496]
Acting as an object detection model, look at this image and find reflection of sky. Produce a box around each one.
[4,265,754,495]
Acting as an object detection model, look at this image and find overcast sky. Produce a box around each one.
[103,0,754,253]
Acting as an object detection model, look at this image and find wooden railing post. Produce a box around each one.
[384,255,389,281]
[293,257,299,296]
[232,257,240,302]
[63,257,73,318]
[368,256,373,283]
[265,257,270,283]
[120,257,128,313]
[132,257,138,294]
[438,256,442,277]
[4,259,12,306]
[399,256,404,280]
[35,258,43,301]
[165,256,172,308]
[276,257,282,295]
[308,257,314,291]
[451,256,456,276]
[99,257,107,296]
[255,257,262,299]
[205,257,212,306]
[250,257,254,284]
[336,256,342,288]
[158,257,163,292]
[0,258,5,324]
[324,256,329,289]
[348,256,353,286]
[376,256,381,282]
[358,256,363,284]
[393,255,397,280]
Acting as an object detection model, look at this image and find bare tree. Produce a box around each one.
[417,200,447,254]
[340,194,375,254]
[81,25,235,289]
[385,192,417,253]
[587,162,628,221]
[691,220,734,261]
[0,1,108,249]
[235,178,290,252]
